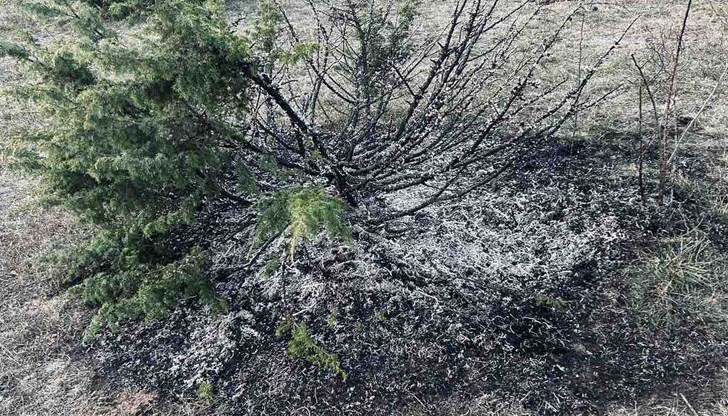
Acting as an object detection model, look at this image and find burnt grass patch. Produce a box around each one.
[90,133,728,415]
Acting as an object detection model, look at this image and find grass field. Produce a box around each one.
[1,0,728,414]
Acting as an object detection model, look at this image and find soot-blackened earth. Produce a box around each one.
[90,136,728,415]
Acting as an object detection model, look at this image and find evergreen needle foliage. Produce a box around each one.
[276,317,347,381]
[255,186,352,260]
[197,380,215,404]
[3,0,609,334]
[0,0,347,334]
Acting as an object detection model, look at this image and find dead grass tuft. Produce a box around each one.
[114,390,158,416]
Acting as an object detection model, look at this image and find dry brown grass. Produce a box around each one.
[0,172,98,415]
[0,2,100,414]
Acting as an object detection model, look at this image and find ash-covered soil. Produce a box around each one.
[90,135,728,415]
